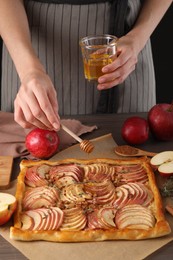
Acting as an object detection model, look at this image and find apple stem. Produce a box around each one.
[167,102,173,112]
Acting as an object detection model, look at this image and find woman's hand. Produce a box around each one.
[97,34,140,90]
[14,69,60,130]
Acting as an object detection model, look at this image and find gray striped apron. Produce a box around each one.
[1,0,156,115]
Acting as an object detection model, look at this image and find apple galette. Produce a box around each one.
[10,157,171,242]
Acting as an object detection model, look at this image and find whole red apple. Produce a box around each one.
[148,103,173,141]
[121,116,149,145]
[25,128,60,159]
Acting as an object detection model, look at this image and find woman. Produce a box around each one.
[0,0,172,130]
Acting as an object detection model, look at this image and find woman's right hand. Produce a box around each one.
[14,69,60,131]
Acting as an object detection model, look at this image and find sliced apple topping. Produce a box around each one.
[114,164,148,184]
[60,183,92,204]
[25,166,49,187]
[113,183,153,209]
[84,164,116,182]
[54,176,76,189]
[84,180,116,205]
[21,213,34,230]
[49,164,84,188]
[98,207,116,228]
[87,209,103,229]
[113,164,143,173]
[21,207,64,231]
[115,204,155,230]
[88,207,116,229]
[18,160,163,235]
[22,186,59,210]
[37,164,51,178]
[60,207,87,231]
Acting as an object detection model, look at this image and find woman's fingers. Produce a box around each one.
[97,59,136,90]
[32,86,60,129]
[97,34,139,90]
[14,70,60,130]
[14,93,54,129]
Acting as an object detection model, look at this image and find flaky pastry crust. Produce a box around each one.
[10,157,171,242]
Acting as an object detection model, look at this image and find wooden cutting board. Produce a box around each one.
[0,156,13,189]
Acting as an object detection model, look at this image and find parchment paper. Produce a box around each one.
[0,134,173,260]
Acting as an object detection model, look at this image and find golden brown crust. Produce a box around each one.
[20,157,150,168]
[10,221,171,242]
[10,157,171,242]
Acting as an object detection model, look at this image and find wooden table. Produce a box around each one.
[1,112,173,259]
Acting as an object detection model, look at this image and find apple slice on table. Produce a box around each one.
[0,193,17,225]
[150,151,173,177]
[158,161,173,177]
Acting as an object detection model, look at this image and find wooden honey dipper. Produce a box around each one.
[61,123,94,153]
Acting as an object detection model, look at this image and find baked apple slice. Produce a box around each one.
[21,214,34,230]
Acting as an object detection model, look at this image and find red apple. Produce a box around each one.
[25,128,60,159]
[0,193,17,225]
[121,116,149,145]
[148,103,173,141]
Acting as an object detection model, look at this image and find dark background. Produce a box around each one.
[0,4,172,107]
[151,3,173,104]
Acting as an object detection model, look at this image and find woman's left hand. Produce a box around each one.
[97,34,140,90]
